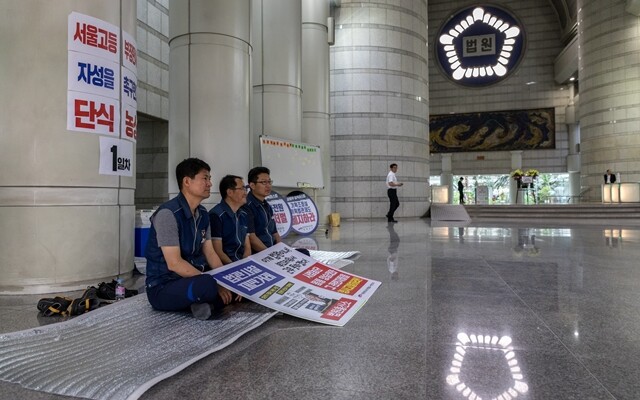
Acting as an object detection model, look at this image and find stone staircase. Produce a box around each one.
[463,203,640,224]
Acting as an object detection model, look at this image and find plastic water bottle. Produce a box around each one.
[115,278,126,301]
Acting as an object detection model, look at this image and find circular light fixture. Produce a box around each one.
[435,5,526,87]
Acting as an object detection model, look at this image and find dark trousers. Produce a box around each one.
[387,188,399,220]
[146,274,224,312]
[459,189,465,204]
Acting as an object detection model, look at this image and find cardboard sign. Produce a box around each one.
[266,192,293,238]
[287,192,319,235]
[211,243,381,326]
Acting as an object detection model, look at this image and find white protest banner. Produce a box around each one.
[122,30,137,73]
[209,243,381,326]
[67,91,120,136]
[121,67,137,107]
[99,137,133,176]
[68,12,119,62]
[121,102,137,142]
[286,192,319,235]
[68,51,120,99]
[266,192,292,238]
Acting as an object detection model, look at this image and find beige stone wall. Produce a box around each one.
[429,0,571,179]
[135,0,169,208]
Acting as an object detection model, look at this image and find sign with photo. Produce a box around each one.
[210,243,381,326]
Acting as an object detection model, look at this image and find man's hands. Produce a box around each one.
[217,284,243,304]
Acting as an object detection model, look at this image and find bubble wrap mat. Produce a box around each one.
[309,249,361,269]
[0,295,276,400]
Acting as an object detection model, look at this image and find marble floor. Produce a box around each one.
[2,218,640,399]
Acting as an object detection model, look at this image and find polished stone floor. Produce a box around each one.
[2,218,640,399]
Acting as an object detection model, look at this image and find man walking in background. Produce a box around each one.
[386,163,403,223]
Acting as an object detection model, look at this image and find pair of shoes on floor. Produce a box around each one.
[387,219,398,223]
[37,296,73,317]
[69,286,101,316]
[96,280,139,300]
[37,287,101,317]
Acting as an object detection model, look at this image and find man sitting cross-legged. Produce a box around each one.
[145,158,238,320]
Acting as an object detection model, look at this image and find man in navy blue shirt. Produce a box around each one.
[245,167,280,253]
[145,158,236,320]
[209,175,252,264]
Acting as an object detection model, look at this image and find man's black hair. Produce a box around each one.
[219,174,243,199]
[248,166,271,183]
[176,158,210,190]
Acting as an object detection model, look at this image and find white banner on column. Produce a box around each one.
[68,51,120,98]
[121,102,137,142]
[120,66,137,143]
[122,30,137,73]
[67,91,120,136]
[99,137,133,176]
[121,67,137,107]
[68,12,119,62]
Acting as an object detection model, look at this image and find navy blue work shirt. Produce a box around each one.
[245,191,278,249]
[209,200,252,262]
[145,192,210,288]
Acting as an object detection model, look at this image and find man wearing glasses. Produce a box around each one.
[209,175,253,264]
[245,166,280,253]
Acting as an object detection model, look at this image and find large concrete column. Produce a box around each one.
[578,0,640,201]
[302,0,331,223]
[0,1,136,294]
[331,1,429,219]
[252,0,302,145]
[169,1,251,204]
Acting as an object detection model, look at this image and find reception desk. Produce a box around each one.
[602,183,640,203]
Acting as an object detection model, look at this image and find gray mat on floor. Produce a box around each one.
[428,204,471,221]
[0,295,276,400]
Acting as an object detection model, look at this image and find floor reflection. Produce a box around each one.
[447,333,529,400]
[387,222,399,280]
[513,228,539,257]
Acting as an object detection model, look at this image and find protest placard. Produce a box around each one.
[208,243,380,326]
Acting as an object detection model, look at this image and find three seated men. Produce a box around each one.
[145,161,286,320]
